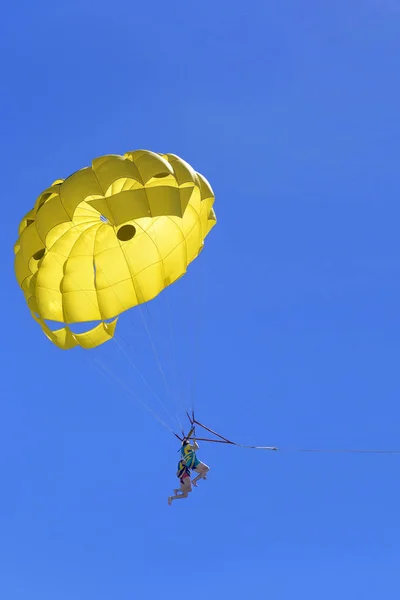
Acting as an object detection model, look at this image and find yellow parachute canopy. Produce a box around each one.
[14,150,216,349]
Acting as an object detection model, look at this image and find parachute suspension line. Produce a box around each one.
[89,356,177,436]
[164,288,186,431]
[116,217,184,434]
[188,235,207,416]
[91,216,183,435]
[46,225,179,434]
[50,211,199,436]
[111,335,178,428]
[146,214,186,432]
[138,303,182,429]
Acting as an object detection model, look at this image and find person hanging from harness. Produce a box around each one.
[180,432,210,487]
[168,459,193,505]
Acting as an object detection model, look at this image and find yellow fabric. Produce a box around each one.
[14,150,216,349]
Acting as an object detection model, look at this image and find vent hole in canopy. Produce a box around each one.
[117,224,136,241]
[33,248,45,260]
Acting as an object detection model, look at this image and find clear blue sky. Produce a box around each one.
[2,1,400,598]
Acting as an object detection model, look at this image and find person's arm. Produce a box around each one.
[191,440,199,451]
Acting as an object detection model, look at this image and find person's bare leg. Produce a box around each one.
[168,478,192,504]
[192,463,210,486]
[168,490,188,503]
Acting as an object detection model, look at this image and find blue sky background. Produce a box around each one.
[2,1,400,598]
